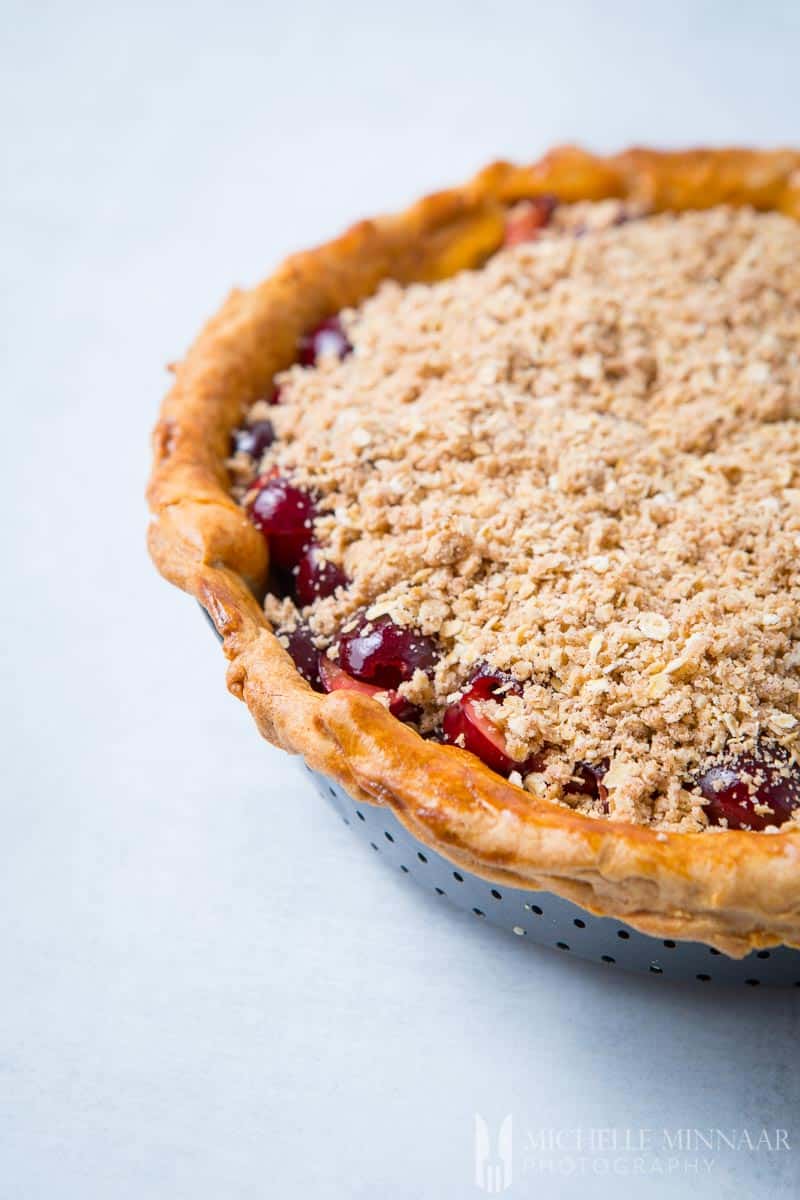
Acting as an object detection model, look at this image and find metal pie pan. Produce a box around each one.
[305,764,800,987]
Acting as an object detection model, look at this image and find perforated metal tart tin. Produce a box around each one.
[202,609,800,985]
[305,766,800,987]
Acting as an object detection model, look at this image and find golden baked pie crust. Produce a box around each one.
[147,146,800,956]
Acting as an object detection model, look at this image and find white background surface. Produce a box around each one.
[4,2,800,1196]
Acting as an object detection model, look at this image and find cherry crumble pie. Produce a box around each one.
[231,201,800,836]
[149,147,800,954]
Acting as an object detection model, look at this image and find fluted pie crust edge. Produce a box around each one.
[147,146,800,957]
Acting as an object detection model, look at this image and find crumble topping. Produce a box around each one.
[241,203,800,830]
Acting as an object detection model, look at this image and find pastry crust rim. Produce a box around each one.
[147,146,800,958]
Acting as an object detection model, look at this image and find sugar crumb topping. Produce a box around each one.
[248,204,800,830]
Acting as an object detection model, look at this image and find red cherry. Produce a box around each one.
[295,543,348,606]
[231,418,275,459]
[464,663,522,701]
[318,656,419,722]
[696,745,800,831]
[443,694,517,776]
[442,668,538,777]
[564,760,609,810]
[281,622,322,690]
[337,615,437,690]
[298,317,352,367]
[503,195,558,246]
[246,475,316,569]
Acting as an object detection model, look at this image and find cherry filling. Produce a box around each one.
[246,474,316,569]
[281,622,322,691]
[318,657,417,721]
[337,614,438,688]
[298,316,353,367]
[319,614,439,723]
[295,543,348,606]
[231,418,275,459]
[244,470,347,607]
[564,760,609,810]
[442,667,540,777]
[695,744,800,831]
[503,195,558,247]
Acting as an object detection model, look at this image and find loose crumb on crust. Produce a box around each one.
[240,203,800,831]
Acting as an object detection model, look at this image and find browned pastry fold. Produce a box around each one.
[148,146,800,957]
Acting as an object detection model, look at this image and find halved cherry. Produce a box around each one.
[246,474,316,569]
[281,622,322,690]
[298,316,352,367]
[231,418,275,459]
[442,668,539,777]
[295,543,348,606]
[320,614,438,723]
[696,744,800,831]
[318,656,418,721]
[503,195,558,247]
[337,614,438,689]
[443,692,518,776]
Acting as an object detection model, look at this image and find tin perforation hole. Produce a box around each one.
[649,964,663,974]
[601,955,616,964]
[356,811,366,822]
[369,842,379,852]
[556,941,570,951]
[708,947,721,956]
[417,852,428,864]
[490,889,502,900]
[435,887,446,896]
[745,978,761,987]
[452,871,464,883]
[399,865,409,874]
[696,973,711,982]
[384,831,394,843]
[756,950,771,960]
[473,908,485,918]
[616,929,630,940]
[573,918,586,929]
[663,940,676,949]
[525,904,543,916]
